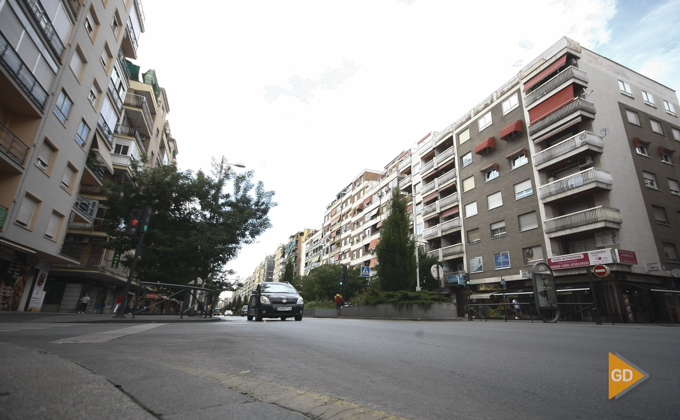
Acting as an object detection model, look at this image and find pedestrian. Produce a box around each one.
[100,295,106,314]
[334,293,343,316]
[513,298,521,320]
[78,293,90,314]
[114,295,123,313]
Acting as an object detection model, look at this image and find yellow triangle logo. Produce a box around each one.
[608,353,648,399]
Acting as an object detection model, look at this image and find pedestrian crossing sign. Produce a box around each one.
[361,267,370,277]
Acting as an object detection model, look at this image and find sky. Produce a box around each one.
[134,0,680,285]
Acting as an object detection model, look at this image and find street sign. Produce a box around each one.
[430,264,444,280]
[500,278,506,286]
[448,274,464,285]
[361,266,370,277]
[593,265,610,277]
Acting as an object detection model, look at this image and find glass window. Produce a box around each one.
[651,119,664,134]
[75,120,90,147]
[518,211,538,231]
[511,151,528,169]
[668,179,680,195]
[653,206,669,225]
[491,221,506,238]
[626,110,640,125]
[54,90,73,124]
[642,91,655,106]
[487,191,503,210]
[502,93,519,115]
[465,202,478,218]
[467,228,480,244]
[478,112,492,131]
[458,128,470,145]
[261,283,297,293]
[523,246,543,264]
[618,80,633,96]
[664,100,677,116]
[514,179,533,200]
[643,171,658,189]
[636,141,650,156]
[485,167,499,182]
[672,128,680,141]
[414,182,421,194]
[663,243,679,262]
[462,176,475,192]
[461,152,472,167]
[661,149,674,164]
[494,251,511,269]
[416,223,423,235]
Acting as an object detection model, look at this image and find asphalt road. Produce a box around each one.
[1,316,679,419]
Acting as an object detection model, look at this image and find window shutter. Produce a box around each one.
[518,212,538,231]
[467,228,480,243]
[45,212,60,238]
[465,202,478,218]
[17,196,37,226]
[61,165,75,188]
[491,221,505,230]
[487,192,503,209]
[38,143,53,168]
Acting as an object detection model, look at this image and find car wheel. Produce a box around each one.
[247,315,253,321]
[295,315,302,321]
[280,317,287,321]
[255,308,263,322]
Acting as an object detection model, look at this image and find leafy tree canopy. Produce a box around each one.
[282,259,295,284]
[101,157,276,285]
[375,188,416,291]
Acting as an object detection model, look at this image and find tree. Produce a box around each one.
[417,247,440,291]
[101,157,276,285]
[282,259,295,284]
[300,264,366,301]
[375,188,416,291]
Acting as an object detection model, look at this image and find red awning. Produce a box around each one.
[423,191,438,203]
[528,84,575,125]
[424,212,439,221]
[376,221,383,228]
[474,137,496,155]
[331,207,337,216]
[369,258,378,268]
[441,206,459,218]
[633,137,649,148]
[523,54,568,92]
[331,230,337,237]
[480,163,499,173]
[407,204,413,213]
[499,120,524,141]
[355,202,365,212]
[330,216,340,225]
[368,238,380,250]
[334,253,340,261]
[364,197,372,205]
[505,148,527,159]
[438,158,455,171]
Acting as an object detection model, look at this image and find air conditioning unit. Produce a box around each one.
[578,155,594,169]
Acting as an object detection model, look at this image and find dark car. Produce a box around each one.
[240,305,248,317]
[247,282,303,321]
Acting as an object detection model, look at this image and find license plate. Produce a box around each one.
[278,307,292,311]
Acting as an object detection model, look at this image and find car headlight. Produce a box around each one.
[297,297,304,305]
[260,296,270,304]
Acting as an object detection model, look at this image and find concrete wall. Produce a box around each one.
[311,303,459,320]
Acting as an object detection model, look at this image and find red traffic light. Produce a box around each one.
[132,219,138,225]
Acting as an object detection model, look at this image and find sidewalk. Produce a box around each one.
[0,311,224,324]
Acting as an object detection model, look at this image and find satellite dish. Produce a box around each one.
[599,128,610,138]
[672,269,680,278]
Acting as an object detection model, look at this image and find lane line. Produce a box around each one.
[51,323,166,344]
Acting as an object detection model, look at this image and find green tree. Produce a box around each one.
[375,188,416,291]
[417,247,440,291]
[282,259,295,284]
[300,264,366,301]
[101,157,276,285]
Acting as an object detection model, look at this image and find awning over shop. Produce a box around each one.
[368,238,380,250]
[500,120,524,141]
[474,136,496,155]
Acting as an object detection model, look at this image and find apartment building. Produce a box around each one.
[0,0,178,314]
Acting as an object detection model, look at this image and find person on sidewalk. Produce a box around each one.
[113,295,123,313]
[513,298,521,320]
[78,293,90,314]
[335,293,343,316]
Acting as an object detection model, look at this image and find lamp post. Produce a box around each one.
[415,239,428,292]
[221,157,246,169]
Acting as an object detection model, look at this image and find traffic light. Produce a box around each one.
[464,273,470,286]
[125,208,142,236]
[139,206,152,234]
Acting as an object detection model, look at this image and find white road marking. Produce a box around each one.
[0,323,79,332]
[51,323,166,343]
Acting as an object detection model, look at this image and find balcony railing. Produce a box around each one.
[125,19,138,54]
[427,249,440,260]
[544,206,622,234]
[525,66,589,107]
[400,174,412,188]
[533,131,604,167]
[0,30,48,110]
[68,218,106,232]
[539,168,613,199]
[79,184,101,195]
[67,0,83,19]
[97,114,113,147]
[421,159,434,174]
[440,217,461,233]
[442,243,463,258]
[423,225,439,239]
[118,48,130,80]
[115,124,147,150]
[424,201,438,216]
[438,169,456,187]
[435,147,454,164]
[439,192,458,209]
[528,98,596,136]
[124,93,153,130]
[23,0,65,60]
[419,138,434,155]
[0,120,30,167]
[108,80,123,113]
[398,155,411,172]
[422,180,436,195]
[73,194,96,219]
[59,240,84,261]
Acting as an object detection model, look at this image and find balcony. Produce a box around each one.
[528,98,596,137]
[435,147,454,165]
[0,120,29,167]
[539,168,613,202]
[121,19,139,59]
[118,49,130,80]
[123,93,153,133]
[59,240,84,261]
[398,155,411,172]
[533,131,604,169]
[423,225,440,240]
[73,193,96,220]
[79,183,102,195]
[97,114,114,147]
[427,249,440,260]
[421,159,435,174]
[111,154,133,168]
[22,0,65,60]
[543,206,622,238]
[108,80,123,113]
[439,192,458,210]
[400,174,412,189]
[423,201,438,216]
[525,66,589,107]
[437,169,456,188]
[115,124,147,152]
[440,217,461,234]
[422,179,436,195]
[419,138,434,156]
[442,243,463,259]
[0,30,48,110]
[68,218,106,233]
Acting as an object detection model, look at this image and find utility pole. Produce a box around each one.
[114,206,151,319]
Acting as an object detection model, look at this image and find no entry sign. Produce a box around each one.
[593,265,610,277]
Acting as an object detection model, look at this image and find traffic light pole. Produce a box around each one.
[113,231,146,319]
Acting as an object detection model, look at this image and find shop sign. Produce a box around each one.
[614,249,637,265]
[547,249,613,270]
[645,263,661,272]
[27,260,50,312]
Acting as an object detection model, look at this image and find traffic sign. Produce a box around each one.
[593,265,610,277]
[609,352,649,399]
[430,264,443,280]
[361,266,370,277]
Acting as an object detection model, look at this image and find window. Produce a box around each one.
[490,221,506,238]
[494,251,511,269]
[44,211,62,240]
[664,100,677,116]
[114,143,129,155]
[462,176,475,192]
[653,206,669,225]
[467,228,480,244]
[415,203,423,214]
[478,112,492,131]
[36,141,55,172]
[459,128,470,145]
[626,109,640,125]
[513,179,533,200]
[485,167,499,182]
[661,149,674,164]
[414,182,421,194]
[61,164,76,191]
[100,45,112,69]
[54,90,73,124]
[84,8,98,38]
[465,202,478,218]
[88,85,98,106]
[487,191,503,210]
[523,246,543,264]
[673,128,680,141]
[69,47,85,80]
[518,211,538,231]
[461,152,472,167]
[502,93,519,115]
[651,119,664,135]
[619,80,633,96]
[663,243,679,263]
[668,179,680,195]
[510,151,528,169]
[636,141,650,156]
[16,194,38,228]
[643,171,658,189]
[416,223,423,236]
[111,13,121,36]
[642,91,655,106]
[75,120,90,147]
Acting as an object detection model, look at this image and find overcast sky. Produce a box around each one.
[135,0,680,284]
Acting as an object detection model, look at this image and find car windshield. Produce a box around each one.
[262,283,297,294]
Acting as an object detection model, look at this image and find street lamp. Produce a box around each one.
[415,239,428,292]
[221,157,246,168]
[401,190,427,292]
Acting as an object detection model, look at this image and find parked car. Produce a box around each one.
[247,282,303,321]
[224,310,233,316]
[240,305,248,317]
